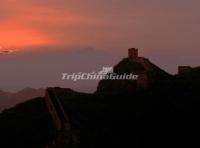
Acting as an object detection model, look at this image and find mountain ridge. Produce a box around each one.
[0,88,45,111]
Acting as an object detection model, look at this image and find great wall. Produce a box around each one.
[44,48,193,147]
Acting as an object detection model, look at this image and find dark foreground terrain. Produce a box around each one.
[0,56,200,148]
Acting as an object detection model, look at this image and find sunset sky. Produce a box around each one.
[0,0,200,92]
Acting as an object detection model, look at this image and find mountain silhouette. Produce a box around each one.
[0,49,200,148]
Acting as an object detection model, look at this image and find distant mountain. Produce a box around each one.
[0,48,120,93]
[0,88,45,111]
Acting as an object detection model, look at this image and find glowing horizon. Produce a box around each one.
[0,0,200,56]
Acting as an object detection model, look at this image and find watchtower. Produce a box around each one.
[178,66,192,74]
[128,48,138,60]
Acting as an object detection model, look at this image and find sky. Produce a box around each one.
[0,0,200,92]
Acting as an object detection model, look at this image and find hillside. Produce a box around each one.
[0,97,55,148]
[0,52,199,148]
[97,57,172,93]
[0,88,45,111]
[1,80,199,148]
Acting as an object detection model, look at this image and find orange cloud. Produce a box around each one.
[0,1,103,49]
[0,22,56,48]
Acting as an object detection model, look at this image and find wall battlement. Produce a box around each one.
[178,66,192,74]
